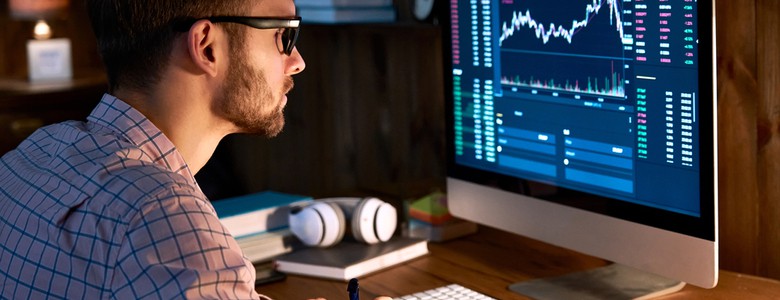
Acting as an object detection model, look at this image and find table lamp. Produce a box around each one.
[9,0,72,82]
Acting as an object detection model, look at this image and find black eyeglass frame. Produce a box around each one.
[174,16,301,55]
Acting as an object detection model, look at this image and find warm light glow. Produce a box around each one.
[9,0,70,20]
[33,20,52,40]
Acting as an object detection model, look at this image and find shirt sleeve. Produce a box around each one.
[109,186,266,299]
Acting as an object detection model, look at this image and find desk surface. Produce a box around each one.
[258,226,780,299]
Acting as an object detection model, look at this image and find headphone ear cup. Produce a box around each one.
[351,198,398,244]
[325,202,347,246]
[289,202,346,247]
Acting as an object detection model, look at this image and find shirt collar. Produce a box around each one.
[87,93,198,187]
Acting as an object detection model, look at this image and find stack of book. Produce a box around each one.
[296,0,396,24]
[211,191,313,263]
[406,192,478,242]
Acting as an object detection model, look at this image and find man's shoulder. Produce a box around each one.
[94,157,205,213]
[3,120,204,216]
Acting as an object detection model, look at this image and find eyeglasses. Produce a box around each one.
[175,16,301,55]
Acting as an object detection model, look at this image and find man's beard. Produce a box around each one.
[216,49,292,137]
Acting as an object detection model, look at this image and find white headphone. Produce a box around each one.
[288,197,398,247]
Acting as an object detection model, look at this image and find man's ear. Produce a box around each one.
[186,20,220,77]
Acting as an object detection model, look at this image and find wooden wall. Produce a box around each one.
[717,0,780,279]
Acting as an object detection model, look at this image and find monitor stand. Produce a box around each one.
[508,263,686,300]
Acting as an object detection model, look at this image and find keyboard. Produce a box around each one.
[393,283,496,300]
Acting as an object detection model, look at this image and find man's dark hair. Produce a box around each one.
[85,0,248,93]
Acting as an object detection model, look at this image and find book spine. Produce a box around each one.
[220,199,311,238]
[295,0,393,8]
[298,7,396,24]
[237,230,297,263]
[276,262,342,279]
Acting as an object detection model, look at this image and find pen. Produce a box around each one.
[347,278,359,300]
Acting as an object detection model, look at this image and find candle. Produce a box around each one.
[26,20,72,81]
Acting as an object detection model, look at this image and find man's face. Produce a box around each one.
[216,0,304,137]
[218,46,290,137]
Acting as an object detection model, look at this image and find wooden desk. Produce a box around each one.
[258,226,780,299]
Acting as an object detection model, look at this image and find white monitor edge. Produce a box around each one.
[447,177,718,288]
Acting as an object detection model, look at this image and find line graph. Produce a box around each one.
[497,0,631,100]
[499,0,626,46]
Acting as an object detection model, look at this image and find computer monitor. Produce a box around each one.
[442,0,718,295]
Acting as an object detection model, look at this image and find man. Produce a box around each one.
[0,0,303,298]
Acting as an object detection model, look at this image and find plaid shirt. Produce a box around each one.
[0,94,265,299]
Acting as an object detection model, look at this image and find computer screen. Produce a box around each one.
[443,0,717,290]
